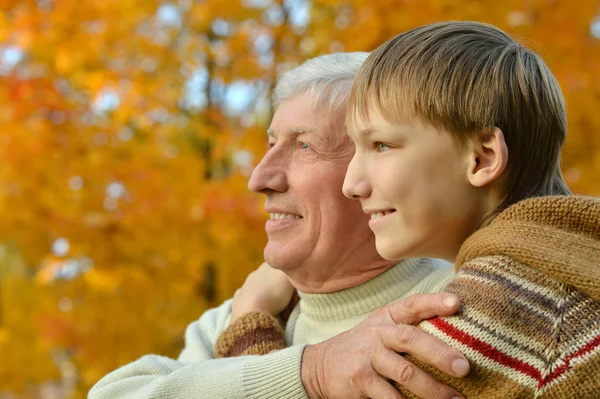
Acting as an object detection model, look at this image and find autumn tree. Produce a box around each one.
[0,0,308,396]
[0,1,598,398]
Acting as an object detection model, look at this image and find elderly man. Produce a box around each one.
[89,52,469,399]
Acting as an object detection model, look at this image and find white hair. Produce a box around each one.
[273,52,369,112]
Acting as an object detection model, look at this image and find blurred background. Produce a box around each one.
[0,0,598,397]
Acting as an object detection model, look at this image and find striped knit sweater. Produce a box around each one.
[215,196,600,398]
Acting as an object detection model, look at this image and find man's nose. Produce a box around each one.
[248,148,288,194]
[342,154,371,200]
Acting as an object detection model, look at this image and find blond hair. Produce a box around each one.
[349,21,570,216]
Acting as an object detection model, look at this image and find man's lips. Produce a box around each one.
[265,212,302,233]
[269,212,302,220]
[265,208,302,220]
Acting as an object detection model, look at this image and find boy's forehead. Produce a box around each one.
[346,114,369,139]
[346,106,389,135]
[347,107,431,140]
[346,95,388,131]
[347,87,424,133]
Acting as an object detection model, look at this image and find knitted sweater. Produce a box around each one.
[216,196,600,399]
[88,258,454,399]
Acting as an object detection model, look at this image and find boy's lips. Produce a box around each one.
[367,209,396,220]
[365,209,396,229]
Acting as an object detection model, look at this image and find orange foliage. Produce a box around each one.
[0,1,598,398]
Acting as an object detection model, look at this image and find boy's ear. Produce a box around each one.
[467,127,508,188]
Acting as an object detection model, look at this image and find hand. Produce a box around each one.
[301,292,469,399]
[231,262,296,322]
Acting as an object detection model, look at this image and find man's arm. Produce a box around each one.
[90,289,472,399]
[89,347,308,399]
[216,294,471,399]
[88,300,308,399]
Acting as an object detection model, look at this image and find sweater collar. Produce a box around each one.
[297,258,436,322]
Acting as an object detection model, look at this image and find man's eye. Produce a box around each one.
[375,142,391,152]
[298,142,310,150]
[268,142,275,149]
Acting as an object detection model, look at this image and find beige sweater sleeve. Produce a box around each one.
[88,300,308,399]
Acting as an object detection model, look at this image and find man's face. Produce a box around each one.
[343,108,484,261]
[248,93,375,278]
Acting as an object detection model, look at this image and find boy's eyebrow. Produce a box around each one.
[356,126,407,137]
[358,127,376,137]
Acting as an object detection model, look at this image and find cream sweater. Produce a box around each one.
[88,258,455,399]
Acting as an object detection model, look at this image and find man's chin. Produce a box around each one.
[263,243,306,273]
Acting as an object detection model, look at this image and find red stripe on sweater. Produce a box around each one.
[429,317,542,382]
[543,334,600,386]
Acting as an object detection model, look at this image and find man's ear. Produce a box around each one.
[467,127,508,188]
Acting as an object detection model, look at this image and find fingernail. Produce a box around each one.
[452,358,470,376]
[443,295,459,309]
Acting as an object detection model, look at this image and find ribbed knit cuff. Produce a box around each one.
[244,345,309,399]
[215,311,286,358]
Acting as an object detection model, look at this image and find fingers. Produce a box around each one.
[377,293,469,380]
[387,293,461,325]
[360,372,405,399]
[373,350,463,399]
[381,324,470,378]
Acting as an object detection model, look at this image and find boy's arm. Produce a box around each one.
[396,256,600,399]
[215,311,286,358]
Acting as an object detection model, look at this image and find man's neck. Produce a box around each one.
[288,259,396,293]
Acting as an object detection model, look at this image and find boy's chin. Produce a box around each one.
[375,240,406,262]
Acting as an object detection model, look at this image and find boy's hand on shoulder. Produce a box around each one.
[231,262,296,322]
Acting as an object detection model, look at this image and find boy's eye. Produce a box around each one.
[375,142,391,152]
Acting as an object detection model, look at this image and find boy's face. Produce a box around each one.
[343,108,486,261]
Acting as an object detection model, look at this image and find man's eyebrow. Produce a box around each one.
[267,126,317,137]
[286,126,316,136]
